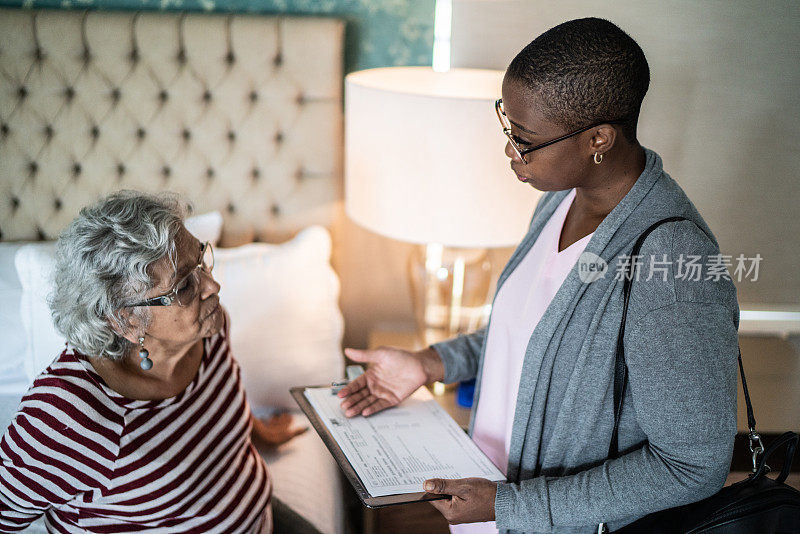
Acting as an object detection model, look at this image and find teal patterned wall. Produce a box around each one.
[0,0,436,72]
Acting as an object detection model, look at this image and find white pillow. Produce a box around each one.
[0,243,31,394]
[183,211,223,246]
[214,226,344,412]
[9,212,226,387]
[15,242,61,382]
[11,221,343,411]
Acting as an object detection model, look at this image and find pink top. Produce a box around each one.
[451,189,593,534]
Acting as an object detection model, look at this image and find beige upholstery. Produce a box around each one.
[0,9,343,245]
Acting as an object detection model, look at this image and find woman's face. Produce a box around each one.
[138,225,224,351]
[500,76,600,192]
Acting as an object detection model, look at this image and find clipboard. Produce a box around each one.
[291,385,448,508]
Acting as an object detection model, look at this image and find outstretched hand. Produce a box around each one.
[423,477,498,524]
[337,347,430,417]
[252,412,308,447]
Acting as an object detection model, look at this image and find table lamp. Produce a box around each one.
[345,67,542,347]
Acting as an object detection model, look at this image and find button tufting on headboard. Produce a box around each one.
[0,9,344,244]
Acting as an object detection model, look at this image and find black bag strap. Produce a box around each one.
[608,216,758,459]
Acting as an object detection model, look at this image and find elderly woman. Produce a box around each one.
[339,17,740,533]
[0,191,303,532]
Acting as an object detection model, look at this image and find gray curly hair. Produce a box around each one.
[49,191,186,360]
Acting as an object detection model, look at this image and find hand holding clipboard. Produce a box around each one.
[292,347,505,509]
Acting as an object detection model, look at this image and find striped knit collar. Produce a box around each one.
[67,335,217,411]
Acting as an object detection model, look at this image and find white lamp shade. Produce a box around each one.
[345,67,541,248]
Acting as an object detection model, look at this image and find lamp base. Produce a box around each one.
[409,244,492,347]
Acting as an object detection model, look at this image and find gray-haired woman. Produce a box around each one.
[0,191,303,532]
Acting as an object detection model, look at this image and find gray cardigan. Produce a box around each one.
[433,148,740,533]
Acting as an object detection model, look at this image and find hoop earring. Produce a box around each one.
[138,336,153,370]
[593,152,603,165]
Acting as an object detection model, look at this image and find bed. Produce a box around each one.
[0,7,348,533]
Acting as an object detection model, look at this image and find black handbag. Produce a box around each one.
[600,217,800,534]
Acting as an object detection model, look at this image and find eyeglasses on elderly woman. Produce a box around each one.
[128,241,214,307]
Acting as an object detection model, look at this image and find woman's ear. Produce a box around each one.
[589,124,618,157]
[108,309,143,344]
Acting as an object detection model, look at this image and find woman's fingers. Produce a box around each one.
[268,412,292,424]
[339,386,370,411]
[344,347,378,364]
[337,373,367,399]
[362,398,393,417]
[263,412,291,431]
[271,425,307,445]
[344,394,380,418]
[290,426,309,439]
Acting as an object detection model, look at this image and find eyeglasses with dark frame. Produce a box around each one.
[495,99,628,164]
[129,241,214,307]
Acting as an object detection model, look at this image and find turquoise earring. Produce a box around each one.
[138,336,153,370]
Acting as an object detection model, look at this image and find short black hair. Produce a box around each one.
[506,17,649,143]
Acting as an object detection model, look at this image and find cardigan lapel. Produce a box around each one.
[503,148,666,482]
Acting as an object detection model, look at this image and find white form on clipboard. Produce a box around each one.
[303,386,506,498]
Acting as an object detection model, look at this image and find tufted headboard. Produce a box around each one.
[0,8,343,246]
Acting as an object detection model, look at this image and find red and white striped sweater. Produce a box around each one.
[0,310,271,532]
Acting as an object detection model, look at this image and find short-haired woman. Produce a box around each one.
[339,18,740,533]
[0,191,303,532]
